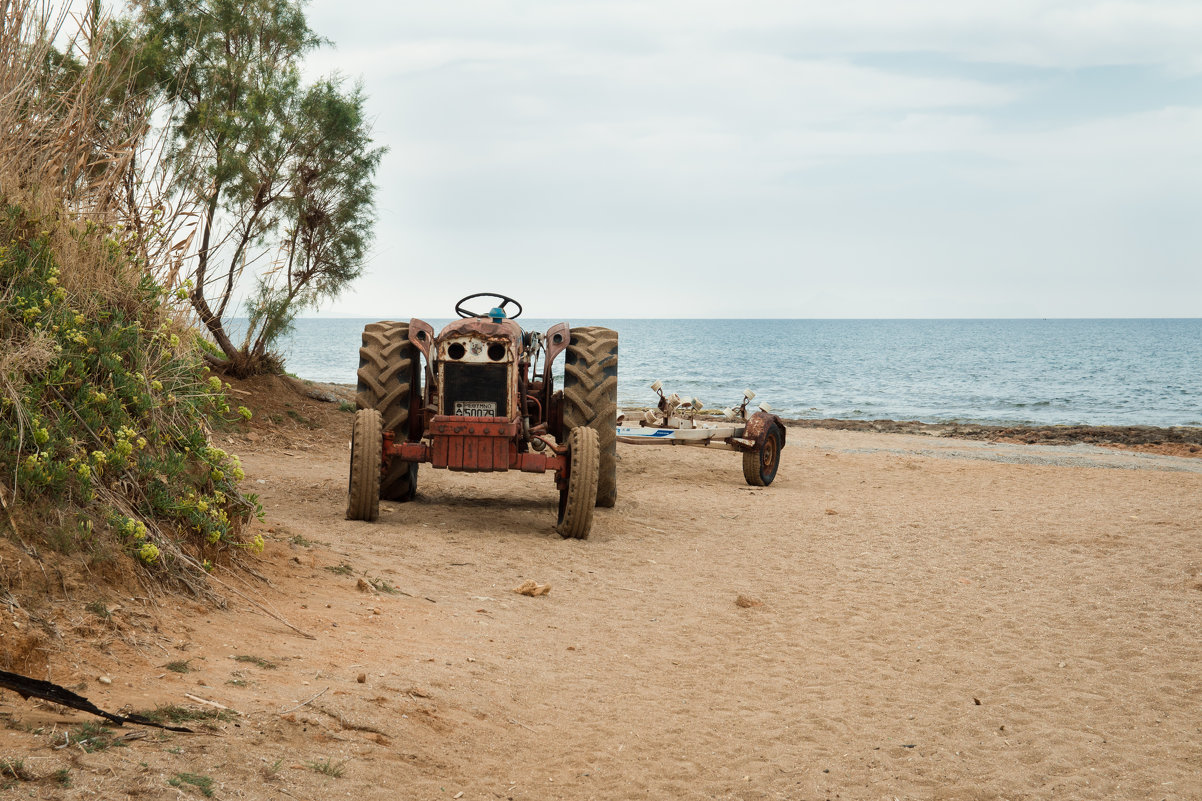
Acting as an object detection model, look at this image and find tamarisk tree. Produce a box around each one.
[136,0,384,375]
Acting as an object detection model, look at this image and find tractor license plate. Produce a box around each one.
[454,401,497,417]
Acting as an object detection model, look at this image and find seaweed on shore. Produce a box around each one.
[789,417,1202,452]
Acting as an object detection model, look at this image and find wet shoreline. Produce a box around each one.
[783,417,1202,454]
[292,378,1202,455]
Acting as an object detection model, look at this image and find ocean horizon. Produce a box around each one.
[265,317,1202,428]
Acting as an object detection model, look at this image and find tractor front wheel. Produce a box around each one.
[562,326,618,508]
[556,426,600,539]
[347,409,383,521]
[357,321,420,501]
[742,421,783,487]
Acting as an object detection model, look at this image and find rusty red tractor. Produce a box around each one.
[345,293,618,539]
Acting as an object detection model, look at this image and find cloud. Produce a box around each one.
[311,1,1202,72]
[300,1,1202,318]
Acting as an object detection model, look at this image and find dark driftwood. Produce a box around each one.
[0,669,193,732]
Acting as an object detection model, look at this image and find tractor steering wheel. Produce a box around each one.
[455,292,523,320]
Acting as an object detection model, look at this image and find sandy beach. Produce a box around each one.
[2,380,1200,800]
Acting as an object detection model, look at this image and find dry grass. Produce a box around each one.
[0,0,194,298]
[0,1,144,376]
[0,3,136,220]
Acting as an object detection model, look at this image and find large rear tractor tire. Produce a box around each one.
[357,321,419,501]
[347,409,382,521]
[562,326,618,508]
[556,426,600,540]
[743,421,783,487]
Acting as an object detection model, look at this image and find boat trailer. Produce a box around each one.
[616,383,786,486]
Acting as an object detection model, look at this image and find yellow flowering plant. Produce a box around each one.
[2,207,264,576]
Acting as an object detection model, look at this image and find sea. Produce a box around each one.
[271,318,1202,428]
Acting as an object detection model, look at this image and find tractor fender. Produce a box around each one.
[743,410,786,452]
[541,322,571,379]
[407,318,435,361]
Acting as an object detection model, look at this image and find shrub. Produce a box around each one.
[0,1,262,591]
[0,206,262,585]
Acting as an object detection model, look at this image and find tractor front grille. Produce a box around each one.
[441,362,509,417]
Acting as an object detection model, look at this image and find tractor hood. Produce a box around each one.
[436,316,523,344]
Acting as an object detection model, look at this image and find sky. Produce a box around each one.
[299,0,1202,319]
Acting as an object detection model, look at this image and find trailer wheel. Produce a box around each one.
[743,422,783,487]
[556,426,599,539]
[347,409,382,521]
[563,326,618,508]
[357,321,419,501]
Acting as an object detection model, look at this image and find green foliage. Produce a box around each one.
[138,704,231,724]
[0,204,263,578]
[305,757,347,778]
[168,772,214,797]
[369,577,398,595]
[134,0,385,376]
[67,722,120,752]
[232,654,277,670]
[1,757,31,782]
